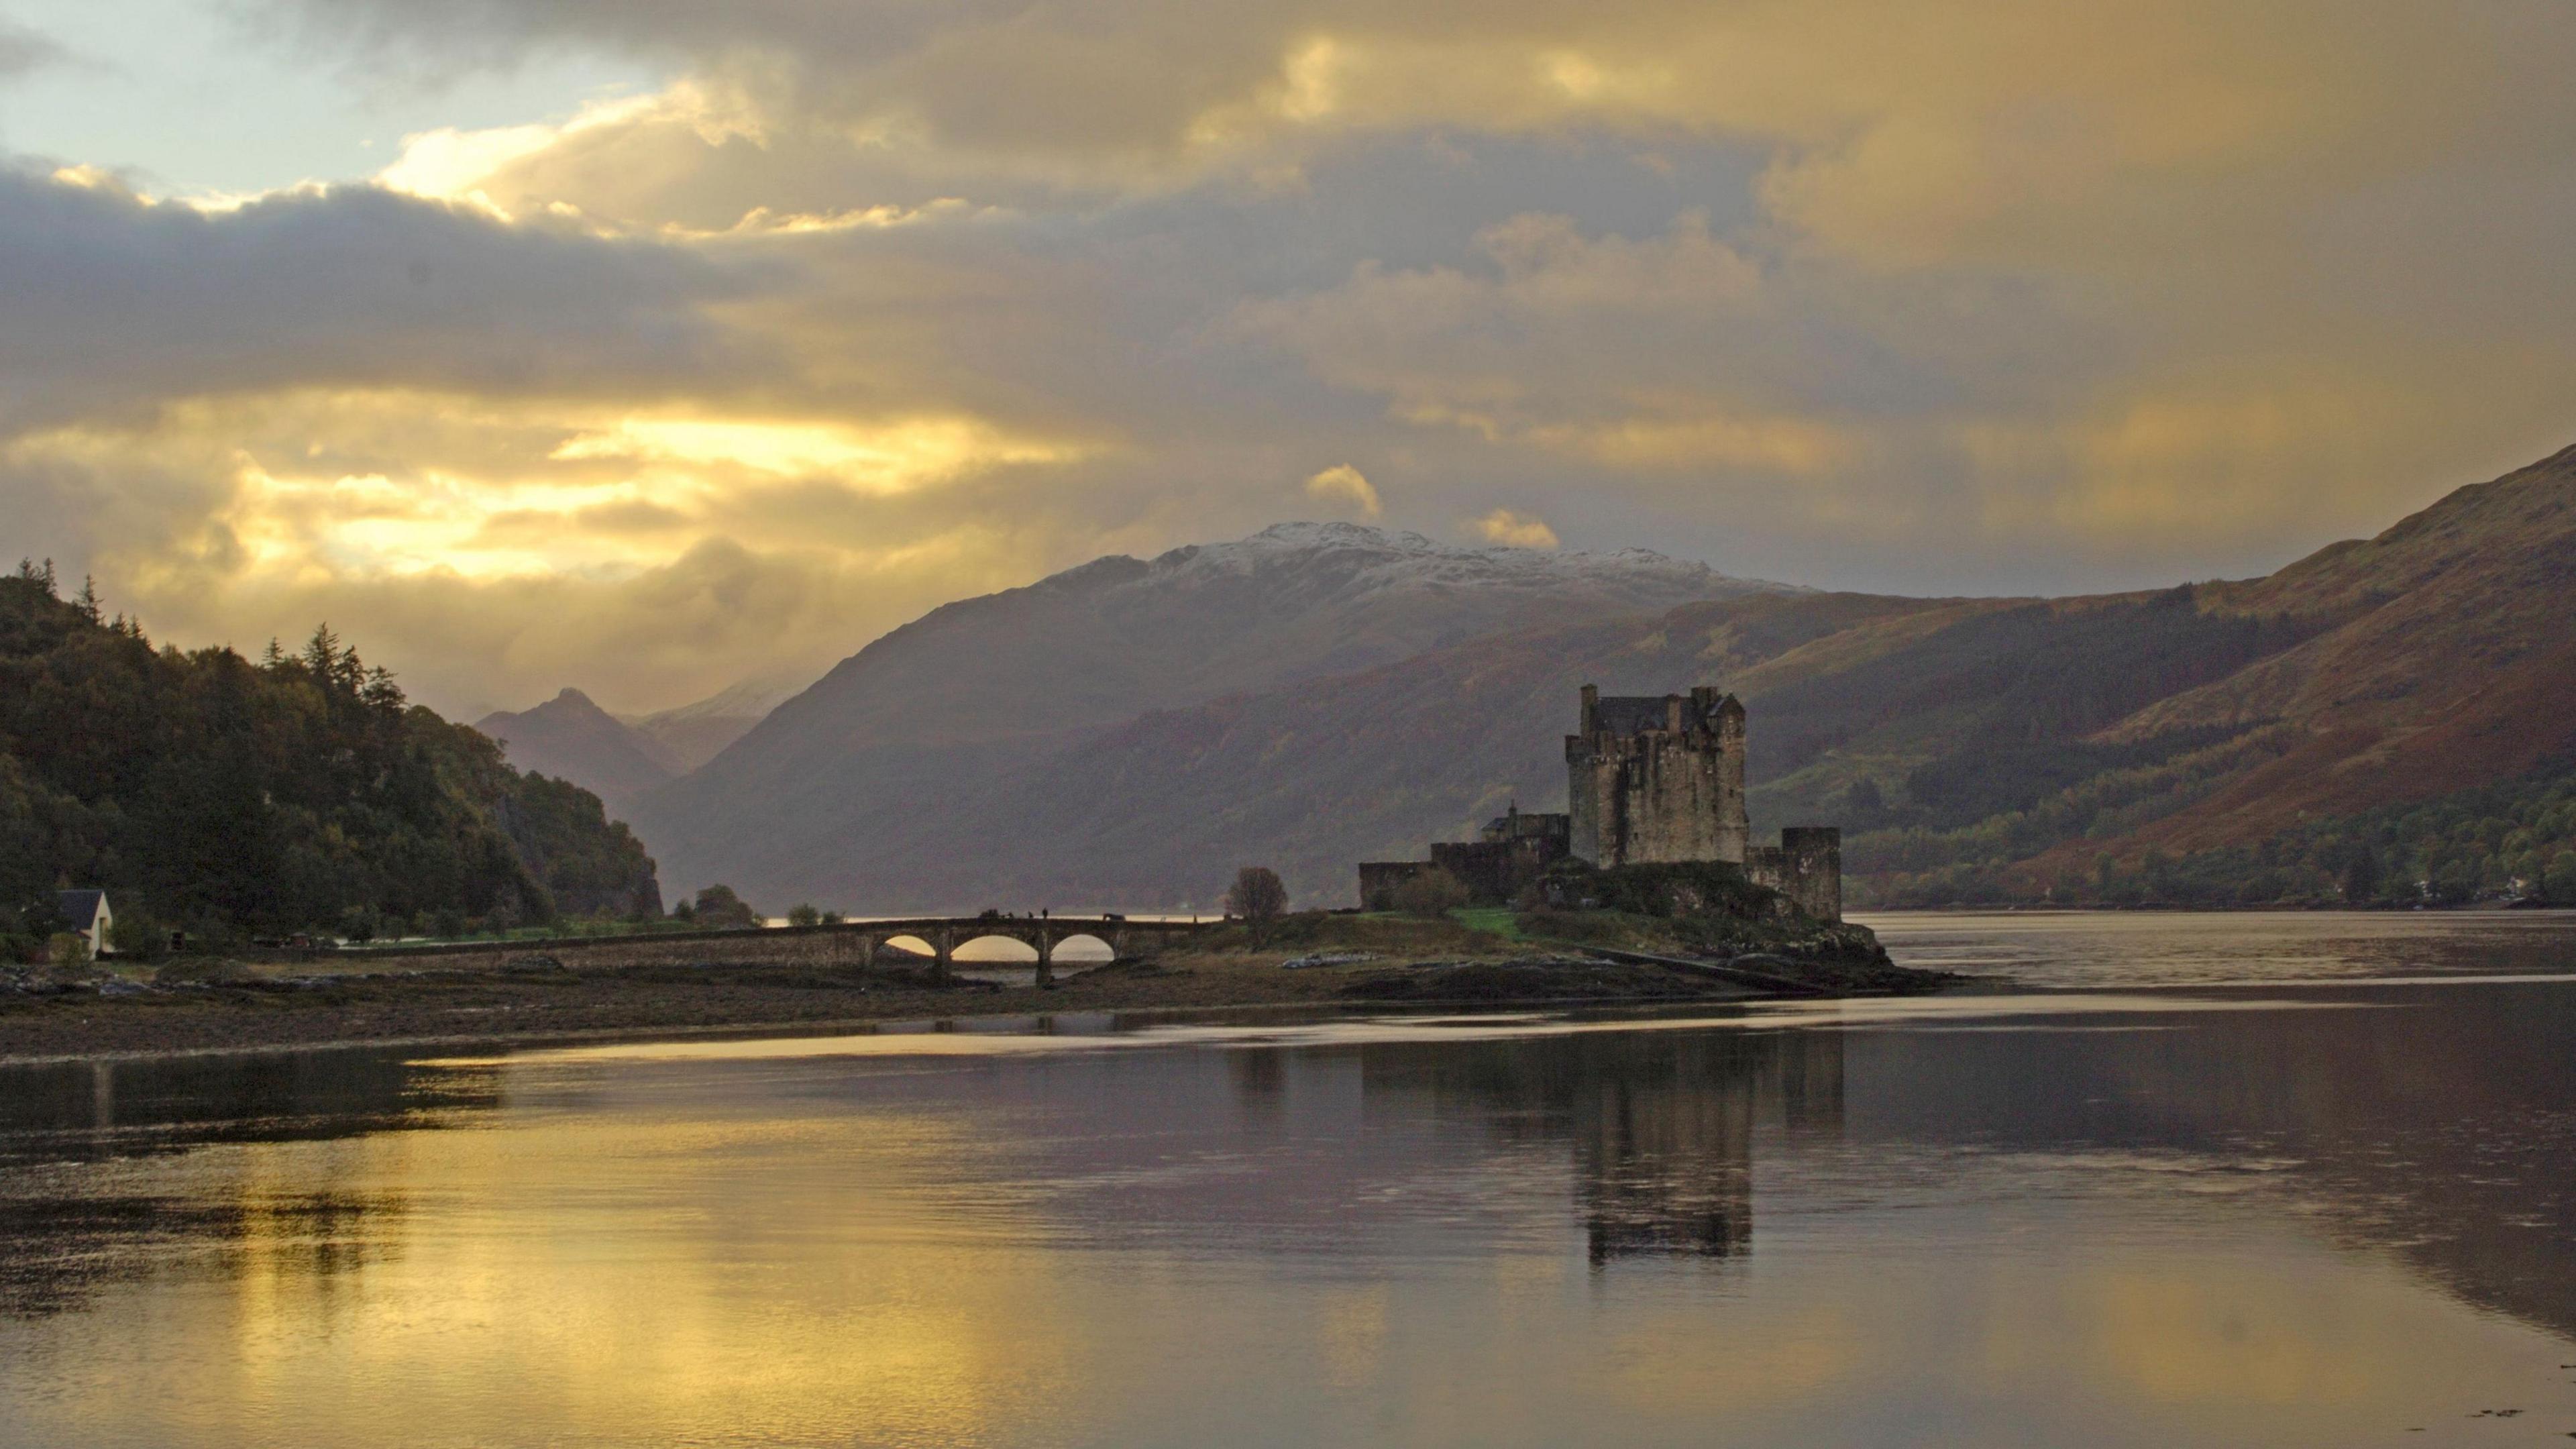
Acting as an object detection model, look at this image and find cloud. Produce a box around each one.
[1239,211,1867,472]
[15,0,2576,711]
[1470,508,1557,549]
[262,1,2563,219]
[0,19,66,80]
[0,163,753,430]
[1303,464,1380,518]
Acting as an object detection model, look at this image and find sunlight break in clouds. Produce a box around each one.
[378,93,670,217]
[551,416,1083,498]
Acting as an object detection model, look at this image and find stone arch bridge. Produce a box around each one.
[850,915,1212,984]
[293,913,1221,983]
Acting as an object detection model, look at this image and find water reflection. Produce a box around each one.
[15,951,2576,1443]
[1353,1029,1844,1263]
[1829,981,2576,1342]
[0,1047,496,1145]
[1864,907,2576,987]
[0,1050,491,1323]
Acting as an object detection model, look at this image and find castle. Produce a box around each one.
[1358,685,1843,921]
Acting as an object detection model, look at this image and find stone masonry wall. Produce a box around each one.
[1358,861,1435,910]
[1746,827,1844,922]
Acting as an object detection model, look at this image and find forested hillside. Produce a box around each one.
[0,565,661,955]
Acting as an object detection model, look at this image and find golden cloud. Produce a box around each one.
[1470,508,1558,549]
[1302,464,1381,519]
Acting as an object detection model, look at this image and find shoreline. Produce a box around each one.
[0,951,1949,1067]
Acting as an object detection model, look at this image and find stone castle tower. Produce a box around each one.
[1564,684,1843,920]
[1566,685,1750,866]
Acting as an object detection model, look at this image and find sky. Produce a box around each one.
[5,1,2576,718]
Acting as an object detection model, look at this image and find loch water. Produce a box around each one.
[7,912,2576,1447]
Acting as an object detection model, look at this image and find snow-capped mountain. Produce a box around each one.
[630,523,1782,905]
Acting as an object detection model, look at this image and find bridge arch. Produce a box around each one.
[1049,932,1116,963]
[951,933,1040,963]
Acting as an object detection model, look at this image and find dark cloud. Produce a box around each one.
[0,165,758,429]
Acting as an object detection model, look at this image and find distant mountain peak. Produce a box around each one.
[475,688,676,808]
[610,675,812,775]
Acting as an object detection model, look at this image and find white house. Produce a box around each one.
[56,890,112,959]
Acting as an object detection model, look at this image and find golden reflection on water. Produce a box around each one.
[62,1107,1087,1446]
[474,992,2365,1070]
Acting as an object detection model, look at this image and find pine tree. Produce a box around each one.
[361,666,405,710]
[302,624,339,676]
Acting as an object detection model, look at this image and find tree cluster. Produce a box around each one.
[0,566,662,958]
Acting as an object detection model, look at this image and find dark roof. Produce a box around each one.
[56,890,105,929]
[1591,695,1682,736]
[1589,692,1742,737]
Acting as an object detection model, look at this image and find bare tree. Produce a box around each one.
[1226,866,1289,937]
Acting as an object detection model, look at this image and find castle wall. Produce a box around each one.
[1357,861,1434,910]
[1430,833,1566,906]
[1746,826,1843,922]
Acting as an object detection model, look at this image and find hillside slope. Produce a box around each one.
[631,523,1786,901]
[750,584,2324,907]
[2080,443,2576,854]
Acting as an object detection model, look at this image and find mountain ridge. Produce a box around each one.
[474,688,677,812]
